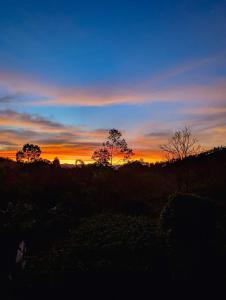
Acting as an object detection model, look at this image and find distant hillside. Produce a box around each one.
[159,146,226,167]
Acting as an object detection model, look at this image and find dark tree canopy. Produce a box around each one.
[159,193,215,244]
[92,147,111,166]
[16,143,41,163]
[53,157,61,168]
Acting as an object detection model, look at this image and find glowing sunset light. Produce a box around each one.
[0,1,225,163]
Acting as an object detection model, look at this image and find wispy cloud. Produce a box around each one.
[0,55,225,107]
[0,109,65,130]
[145,130,172,138]
[0,94,17,103]
[34,80,226,106]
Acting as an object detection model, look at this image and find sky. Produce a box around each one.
[0,0,226,163]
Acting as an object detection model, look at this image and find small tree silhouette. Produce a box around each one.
[92,147,111,166]
[53,157,61,167]
[16,143,41,163]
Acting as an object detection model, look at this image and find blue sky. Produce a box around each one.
[0,0,226,162]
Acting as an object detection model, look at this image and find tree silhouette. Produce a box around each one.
[16,151,25,163]
[103,129,134,165]
[92,147,111,166]
[160,126,200,161]
[53,157,60,167]
[16,143,41,163]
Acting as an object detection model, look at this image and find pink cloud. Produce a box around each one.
[0,55,225,107]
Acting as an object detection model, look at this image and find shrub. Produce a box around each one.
[159,193,215,244]
[26,214,158,273]
[68,214,158,271]
[159,193,215,280]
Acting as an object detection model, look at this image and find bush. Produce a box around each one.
[72,214,154,249]
[159,193,215,244]
[68,214,159,271]
[26,214,159,273]
[159,193,215,280]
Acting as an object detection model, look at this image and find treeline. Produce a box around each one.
[0,145,225,297]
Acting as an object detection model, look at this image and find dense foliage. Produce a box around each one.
[0,147,225,297]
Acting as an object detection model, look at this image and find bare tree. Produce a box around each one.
[160,126,200,161]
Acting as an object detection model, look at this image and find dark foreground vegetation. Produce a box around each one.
[0,146,225,298]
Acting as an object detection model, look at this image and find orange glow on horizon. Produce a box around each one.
[0,147,164,165]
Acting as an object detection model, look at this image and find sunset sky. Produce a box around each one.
[0,0,226,163]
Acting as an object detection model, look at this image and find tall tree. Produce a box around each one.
[160,126,200,161]
[103,129,134,165]
[16,143,41,163]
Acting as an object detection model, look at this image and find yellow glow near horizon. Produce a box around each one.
[0,148,164,164]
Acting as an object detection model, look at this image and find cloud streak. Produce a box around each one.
[0,109,65,130]
[0,55,225,107]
